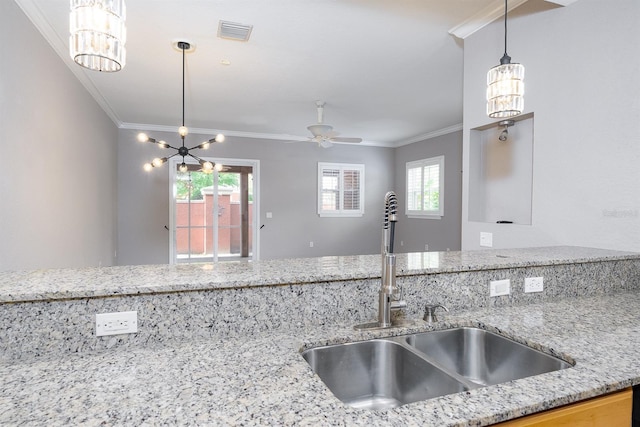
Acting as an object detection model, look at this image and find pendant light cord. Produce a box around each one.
[503,0,508,57]
[182,45,185,129]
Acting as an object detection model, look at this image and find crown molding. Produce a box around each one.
[119,123,387,146]
[392,123,463,147]
[448,0,580,40]
[121,122,464,148]
[448,0,529,39]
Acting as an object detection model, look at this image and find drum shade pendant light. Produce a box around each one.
[69,0,127,72]
[486,0,525,118]
[138,41,225,173]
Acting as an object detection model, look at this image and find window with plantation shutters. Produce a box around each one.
[406,156,444,218]
[318,162,364,217]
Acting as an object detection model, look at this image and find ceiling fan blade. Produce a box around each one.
[330,137,362,143]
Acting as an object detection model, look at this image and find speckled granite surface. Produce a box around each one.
[1,246,639,425]
[2,292,640,426]
[1,247,638,360]
[1,246,637,302]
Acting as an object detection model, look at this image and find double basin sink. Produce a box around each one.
[302,327,573,410]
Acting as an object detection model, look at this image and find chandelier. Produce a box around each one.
[69,0,127,72]
[137,41,225,173]
[486,0,525,118]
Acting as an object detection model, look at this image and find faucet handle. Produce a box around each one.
[423,303,449,323]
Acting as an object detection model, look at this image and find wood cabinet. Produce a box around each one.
[494,388,632,427]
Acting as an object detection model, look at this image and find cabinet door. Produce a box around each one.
[495,388,632,427]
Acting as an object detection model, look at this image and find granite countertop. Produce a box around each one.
[1,246,637,303]
[2,291,640,426]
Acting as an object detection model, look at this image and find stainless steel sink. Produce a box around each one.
[403,327,572,386]
[302,327,572,409]
[301,339,468,410]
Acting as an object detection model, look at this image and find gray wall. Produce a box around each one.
[394,131,462,253]
[117,128,396,264]
[0,1,118,271]
[462,0,640,252]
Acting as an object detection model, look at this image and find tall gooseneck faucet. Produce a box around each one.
[378,192,406,327]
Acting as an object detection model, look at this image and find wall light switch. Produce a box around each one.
[480,232,493,247]
[266,212,273,218]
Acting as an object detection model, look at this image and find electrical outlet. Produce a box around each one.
[490,279,510,297]
[480,232,493,247]
[424,244,429,251]
[525,277,544,293]
[96,311,138,337]
[309,241,314,248]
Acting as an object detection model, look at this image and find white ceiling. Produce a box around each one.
[16,0,567,147]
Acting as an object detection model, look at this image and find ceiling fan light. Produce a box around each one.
[307,124,333,137]
[69,0,127,72]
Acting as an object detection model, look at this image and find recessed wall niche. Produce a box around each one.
[468,113,534,225]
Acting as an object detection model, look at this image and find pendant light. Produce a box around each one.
[69,0,127,72]
[486,0,525,118]
[138,41,225,174]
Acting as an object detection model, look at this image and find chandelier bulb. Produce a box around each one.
[137,133,149,142]
[178,163,189,173]
[143,163,153,172]
[214,163,224,172]
[152,157,166,167]
[178,126,188,137]
[215,133,225,143]
[201,161,214,172]
[200,142,210,150]
[158,140,168,148]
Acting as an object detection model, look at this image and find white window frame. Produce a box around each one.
[317,162,365,217]
[406,155,444,219]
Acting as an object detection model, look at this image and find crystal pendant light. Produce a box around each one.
[69,0,127,72]
[138,41,225,173]
[486,0,524,118]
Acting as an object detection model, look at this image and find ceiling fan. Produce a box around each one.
[304,101,363,148]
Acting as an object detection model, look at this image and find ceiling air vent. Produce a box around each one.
[217,21,253,42]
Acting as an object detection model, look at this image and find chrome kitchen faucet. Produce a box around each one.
[355,191,406,330]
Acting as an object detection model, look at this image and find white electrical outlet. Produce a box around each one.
[490,279,510,297]
[309,241,314,248]
[525,277,544,293]
[96,311,138,337]
[424,244,429,251]
[480,232,493,247]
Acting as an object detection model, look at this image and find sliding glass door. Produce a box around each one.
[170,158,258,263]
